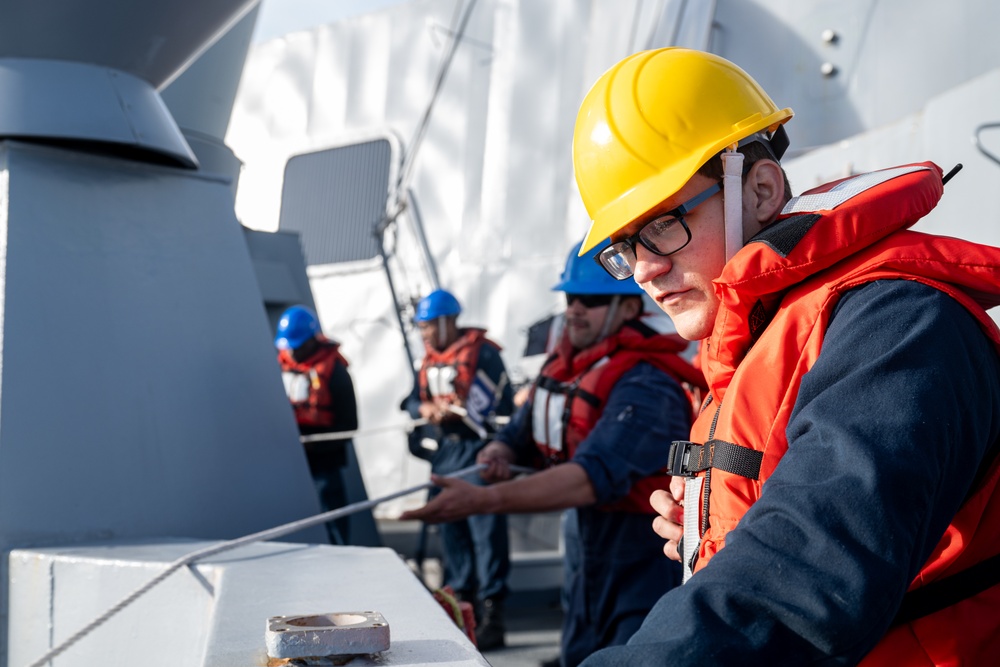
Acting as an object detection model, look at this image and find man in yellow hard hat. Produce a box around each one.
[573,48,1000,666]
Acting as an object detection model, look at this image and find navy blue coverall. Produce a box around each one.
[581,281,1000,665]
[497,361,691,667]
[405,343,515,604]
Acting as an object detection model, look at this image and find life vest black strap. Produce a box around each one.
[668,439,762,480]
[893,552,1000,626]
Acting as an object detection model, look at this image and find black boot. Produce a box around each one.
[475,597,506,650]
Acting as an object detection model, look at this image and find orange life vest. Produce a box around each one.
[418,328,497,404]
[674,162,1000,664]
[532,321,705,513]
[277,340,349,429]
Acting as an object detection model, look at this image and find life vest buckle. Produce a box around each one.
[668,440,702,478]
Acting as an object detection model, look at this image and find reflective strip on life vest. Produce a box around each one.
[426,365,459,398]
[532,385,565,451]
[282,371,311,403]
[782,165,930,214]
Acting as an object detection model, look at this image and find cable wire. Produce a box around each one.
[395,0,479,196]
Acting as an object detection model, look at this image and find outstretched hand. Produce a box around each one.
[651,478,686,562]
[400,475,491,524]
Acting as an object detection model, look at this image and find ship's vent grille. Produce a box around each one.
[279,138,393,266]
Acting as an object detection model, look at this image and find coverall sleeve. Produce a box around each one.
[571,363,690,506]
[400,375,437,462]
[581,280,1000,666]
[475,343,515,417]
[327,361,358,432]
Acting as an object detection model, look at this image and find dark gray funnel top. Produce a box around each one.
[0,0,260,167]
[0,0,259,88]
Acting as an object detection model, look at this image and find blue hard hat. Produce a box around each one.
[551,239,644,295]
[274,305,321,350]
[414,289,462,322]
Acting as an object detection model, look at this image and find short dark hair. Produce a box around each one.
[697,141,792,201]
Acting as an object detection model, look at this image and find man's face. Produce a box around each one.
[613,173,727,341]
[290,336,320,363]
[417,316,458,351]
[564,295,630,350]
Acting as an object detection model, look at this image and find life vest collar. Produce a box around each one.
[705,162,944,399]
[423,327,490,362]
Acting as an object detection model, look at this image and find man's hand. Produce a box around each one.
[418,401,447,425]
[476,441,516,483]
[400,475,495,523]
[651,479,686,562]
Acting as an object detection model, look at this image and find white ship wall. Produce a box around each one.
[227,0,1000,514]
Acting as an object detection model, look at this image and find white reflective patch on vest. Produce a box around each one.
[426,365,458,397]
[465,369,497,428]
[682,476,704,583]
[781,165,930,214]
[282,371,310,403]
[532,386,565,451]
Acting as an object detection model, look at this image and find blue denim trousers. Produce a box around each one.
[430,434,511,601]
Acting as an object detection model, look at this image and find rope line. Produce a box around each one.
[299,413,510,444]
[26,461,532,667]
[299,417,429,443]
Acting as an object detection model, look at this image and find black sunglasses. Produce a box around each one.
[565,293,619,308]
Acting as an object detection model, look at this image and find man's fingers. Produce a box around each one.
[480,458,511,483]
[650,489,683,523]
[670,476,686,502]
[652,515,683,562]
[652,514,683,542]
[652,487,685,563]
[662,539,681,562]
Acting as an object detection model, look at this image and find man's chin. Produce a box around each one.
[567,332,594,349]
[667,311,713,341]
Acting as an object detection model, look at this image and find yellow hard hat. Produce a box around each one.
[574,48,793,254]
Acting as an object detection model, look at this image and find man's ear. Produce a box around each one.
[745,160,786,225]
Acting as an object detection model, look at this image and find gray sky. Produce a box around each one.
[252,0,412,43]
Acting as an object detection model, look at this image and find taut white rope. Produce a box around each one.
[26,461,534,667]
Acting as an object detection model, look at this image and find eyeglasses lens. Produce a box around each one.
[639,216,688,254]
[597,246,636,280]
[595,181,717,280]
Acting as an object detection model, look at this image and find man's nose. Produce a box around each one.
[632,243,672,284]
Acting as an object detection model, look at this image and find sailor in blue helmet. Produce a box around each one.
[402,288,515,650]
[403,241,706,667]
[275,305,358,545]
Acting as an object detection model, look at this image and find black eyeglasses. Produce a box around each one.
[565,293,617,309]
[593,182,721,280]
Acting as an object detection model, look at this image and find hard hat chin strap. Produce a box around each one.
[722,147,744,263]
[597,295,622,344]
[437,316,447,350]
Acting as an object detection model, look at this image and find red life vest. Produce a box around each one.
[531,320,705,513]
[418,328,497,405]
[679,162,1000,664]
[277,339,349,429]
